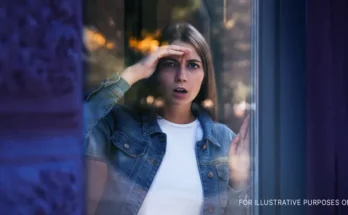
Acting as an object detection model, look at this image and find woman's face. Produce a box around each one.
[157,40,204,107]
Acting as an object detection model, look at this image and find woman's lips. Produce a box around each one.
[173,87,188,93]
[172,90,188,99]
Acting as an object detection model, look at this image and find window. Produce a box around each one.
[84,0,258,214]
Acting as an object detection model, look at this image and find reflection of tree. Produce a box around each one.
[171,0,201,20]
[83,27,124,90]
[83,0,125,95]
[222,0,251,130]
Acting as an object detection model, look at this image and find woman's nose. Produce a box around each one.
[175,67,188,82]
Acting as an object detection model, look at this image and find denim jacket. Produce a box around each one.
[84,73,249,215]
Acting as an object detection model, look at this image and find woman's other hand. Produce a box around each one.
[228,114,250,191]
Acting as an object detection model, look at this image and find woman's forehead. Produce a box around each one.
[170,40,201,61]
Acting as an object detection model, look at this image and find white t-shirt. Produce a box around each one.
[137,117,204,215]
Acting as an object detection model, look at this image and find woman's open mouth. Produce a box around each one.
[173,87,188,93]
[173,87,188,99]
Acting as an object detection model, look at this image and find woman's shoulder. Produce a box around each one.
[212,121,237,142]
[107,102,157,126]
[108,103,143,122]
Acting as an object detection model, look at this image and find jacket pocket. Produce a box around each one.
[215,162,230,211]
[110,131,147,180]
[216,162,230,181]
[111,131,147,157]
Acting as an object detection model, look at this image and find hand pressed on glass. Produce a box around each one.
[228,114,250,191]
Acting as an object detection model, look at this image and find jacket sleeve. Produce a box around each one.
[224,182,250,215]
[83,72,130,159]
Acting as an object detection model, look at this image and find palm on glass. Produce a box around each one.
[228,114,250,190]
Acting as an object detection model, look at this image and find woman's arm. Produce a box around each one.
[83,66,142,139]
[224,184,250,215]
[84,66,142,215]
[86,159,108,215]
[84,44,191,138]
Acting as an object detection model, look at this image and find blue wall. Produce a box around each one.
[258,0,307,214]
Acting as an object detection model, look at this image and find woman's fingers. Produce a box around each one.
[228,133,240,157]
[240,114,250,141]
[158,49,185,58]
[145,44,191,66]
[137,45,192,79]
[244,123,250,152]
[156,45,190,59]
[230,115,250,154]
[166,45,191,52]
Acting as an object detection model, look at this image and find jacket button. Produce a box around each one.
[209,206,214,213]
[124,143,130,149]
[208,171,214,178]
[202,144,207,150]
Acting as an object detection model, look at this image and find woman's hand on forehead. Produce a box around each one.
[126,45,192,82]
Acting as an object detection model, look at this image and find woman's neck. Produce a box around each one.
[160,104,196,124]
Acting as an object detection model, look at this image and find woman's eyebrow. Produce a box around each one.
[162,57,201,64]
[187,59,202,64]
[161,57,178,62]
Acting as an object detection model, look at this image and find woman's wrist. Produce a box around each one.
[121,64,143,86]
[229,177,249,191]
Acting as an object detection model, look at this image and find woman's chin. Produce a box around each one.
[170,101,193,108]
[161,93,193,107]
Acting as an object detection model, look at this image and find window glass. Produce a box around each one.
[84,0,257,214]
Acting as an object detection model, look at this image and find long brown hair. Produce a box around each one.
[135,23,218,121]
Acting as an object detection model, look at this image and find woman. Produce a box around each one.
[84,23,250,215]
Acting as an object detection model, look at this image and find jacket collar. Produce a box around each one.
[141,104,220,147]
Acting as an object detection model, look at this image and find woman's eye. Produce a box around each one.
[188,63,199,69]
[163,62,176,67]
